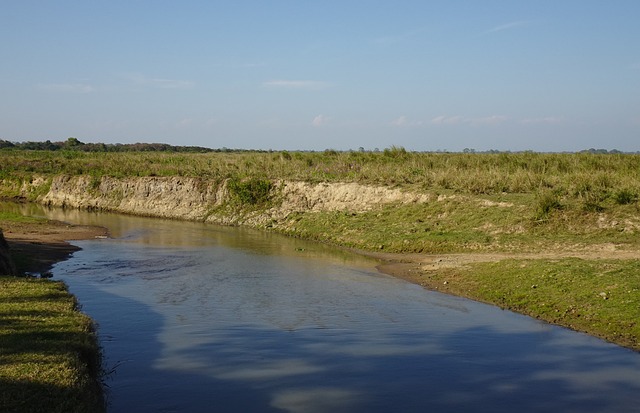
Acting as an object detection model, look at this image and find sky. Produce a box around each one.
[1,1,639,152]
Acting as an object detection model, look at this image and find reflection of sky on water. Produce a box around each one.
[40,209,640,413]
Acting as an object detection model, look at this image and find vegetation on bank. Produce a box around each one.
[1,147,640,351]
[277,193,640,253]
[0,214,104,413]
[2,147,639,203]
[0,276,104,413]
[422,259,640,350]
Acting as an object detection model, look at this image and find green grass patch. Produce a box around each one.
[426,259,640,350]
[227,177,273,206]
[0,211,45,224]
[0,276,104,412]
[277,193,640,254]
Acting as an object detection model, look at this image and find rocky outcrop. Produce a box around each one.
[0,229,17,276]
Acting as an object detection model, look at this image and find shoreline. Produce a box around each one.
[0,219,108,412]
[4,213,639,353]
[354,247,640,352]
[2,219,108,274]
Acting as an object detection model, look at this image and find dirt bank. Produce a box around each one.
[1,219,108,274]
[368,246,640,295]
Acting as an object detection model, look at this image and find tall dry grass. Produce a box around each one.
[2,150,639,203]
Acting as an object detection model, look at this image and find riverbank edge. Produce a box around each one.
[4,175,640,351]
[0,219,107,413]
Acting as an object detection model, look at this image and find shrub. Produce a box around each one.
[227,178,273,206]
[614,189,638,205]
[383,145,408,159]
[534,191,563,221]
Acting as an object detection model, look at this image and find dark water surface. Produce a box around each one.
[10,205,640,412]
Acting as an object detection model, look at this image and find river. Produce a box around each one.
[14,205,640,412]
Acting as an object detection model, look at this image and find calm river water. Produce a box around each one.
[12,205,640,412]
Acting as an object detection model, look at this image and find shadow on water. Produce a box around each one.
[82,285,286,413]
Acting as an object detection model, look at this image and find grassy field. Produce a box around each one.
[2,148,640,197]
[0,276,104,413]
[0,212,104,413]
[1,148,640,351]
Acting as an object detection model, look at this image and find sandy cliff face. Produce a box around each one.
[28,175,428,225]
[277,181,430,213]
[41,176,225,220]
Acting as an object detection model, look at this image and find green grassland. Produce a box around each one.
[2,148,640,194]
[2,148,640,351]
[0,276,104,413]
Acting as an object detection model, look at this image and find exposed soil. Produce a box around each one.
[1,220,108,274]
[365,245,640,293]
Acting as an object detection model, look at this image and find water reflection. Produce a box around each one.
[7,204,640,412]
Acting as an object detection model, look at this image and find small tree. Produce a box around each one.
[64,137,85,149]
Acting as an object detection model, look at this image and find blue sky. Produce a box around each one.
[1,1,639,152]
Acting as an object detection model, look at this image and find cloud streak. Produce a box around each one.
[483,20,530,35]
[391,115,511,126]
[521,116,563,125]
[312,114,330,127]
[430,115,464,125]
[469,115,508,126]
[263,80,330,90]
[126,73,194,89]
[391,116,424,127]
[37,83,95,93]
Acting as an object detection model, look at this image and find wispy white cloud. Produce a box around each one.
[312,114,330,127]
[483,20,529,35]
[263,80,330,90]
[431,115,507,126]
[521,116,563,125]
[391,116,424,127]
[37,83,95,93]
[469,115,508,126]
[177,118,193,127]
[125,73,194,89]
[391,116,408,126]
[430,115,464,125]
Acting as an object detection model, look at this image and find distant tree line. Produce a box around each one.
[0,138,635,154]
[0,137,219,153]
